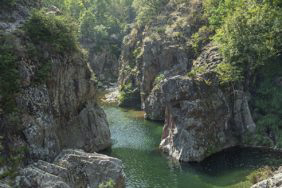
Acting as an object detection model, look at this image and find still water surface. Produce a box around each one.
[101,105,282,188]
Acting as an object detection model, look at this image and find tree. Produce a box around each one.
[133,0,169,25]
[214,1,282,78]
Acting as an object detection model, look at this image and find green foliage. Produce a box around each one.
[98,179,115,188]
[247,166,273,185]
[0,145,28,180]
[118,82,141,107]
[79,10,110,49]
[132,46,142,59]
[187,64,208,78]
[1,0,17,7]
[78,0,134,54]
[214,2,282,73]
[253,60,282,147]
[0,33,20,114]
[191,26,214,55]
[118,83,134,102]
[133,0,169,25]
[203,0,244,30]
[42,0,65,10]
[24,10,78,53]
[153,73,165,87]
[34,61,52,84]
[215,63,243,85]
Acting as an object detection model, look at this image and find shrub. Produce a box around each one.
[253,61,282,147]
[34,61,52,84]
[153,73,165,87]
[99,179,115,188]
[0,34,20,114]
[191,26,214,55]
[214,2,282,75]
[24,10,78,54]
[187,64,208,78]
[215,63,243,85]
[133,0,169,25]
[247,166,273,185]
[1,0,17,7]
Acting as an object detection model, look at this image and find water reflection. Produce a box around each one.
[102,105,282,188]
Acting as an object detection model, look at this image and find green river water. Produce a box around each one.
[101,105,282,188]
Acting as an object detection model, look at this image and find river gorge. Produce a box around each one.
[100,100,282,188]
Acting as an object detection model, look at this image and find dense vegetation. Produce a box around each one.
[42,0,135,56]
[24,10,78,53]
[200,0,282,146]
[0,33,19,114]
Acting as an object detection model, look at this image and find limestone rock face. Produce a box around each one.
[144,44,222,121]
[159,76,236,162]
[0,0,112,162]
[118,0,203,112]
[159,75,255,162]
[16,149,125,188]
[0,0,40,32]
[88,49,119,85]
[17,52,111,161]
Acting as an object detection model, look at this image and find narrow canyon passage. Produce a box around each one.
[100,104,282,188]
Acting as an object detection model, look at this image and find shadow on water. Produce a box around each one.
[101,104,282,188]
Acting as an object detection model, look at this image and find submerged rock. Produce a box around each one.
[16,149,125,188]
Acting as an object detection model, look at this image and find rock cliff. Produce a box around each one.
[118,0,256,162]
[0,2,124,187]
[12,28,112,161]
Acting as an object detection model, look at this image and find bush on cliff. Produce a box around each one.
[202,0,282,147]
[133,0,169,25]
[252,59,282,147]
[24,10,78,54]
[214,2,282,79]
[0,33,20,114]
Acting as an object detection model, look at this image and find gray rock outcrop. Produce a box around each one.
[156,44,256,162]
[118,0,203,112]
[88,49,119,85]
[117,0,257,162]
[16,149,125,188]
[1,1,122,187]
[159,76,236,162]
[17,51,111,161]
[159,75,255,162]
[252,168,282,188]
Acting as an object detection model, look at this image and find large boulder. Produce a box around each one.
[159,75,255,162]
[17,52,111,161]
[144,44,222,121]
[16,149,125,188]
[159,76,235,162]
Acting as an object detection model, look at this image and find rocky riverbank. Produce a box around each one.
[0,2,125,187]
